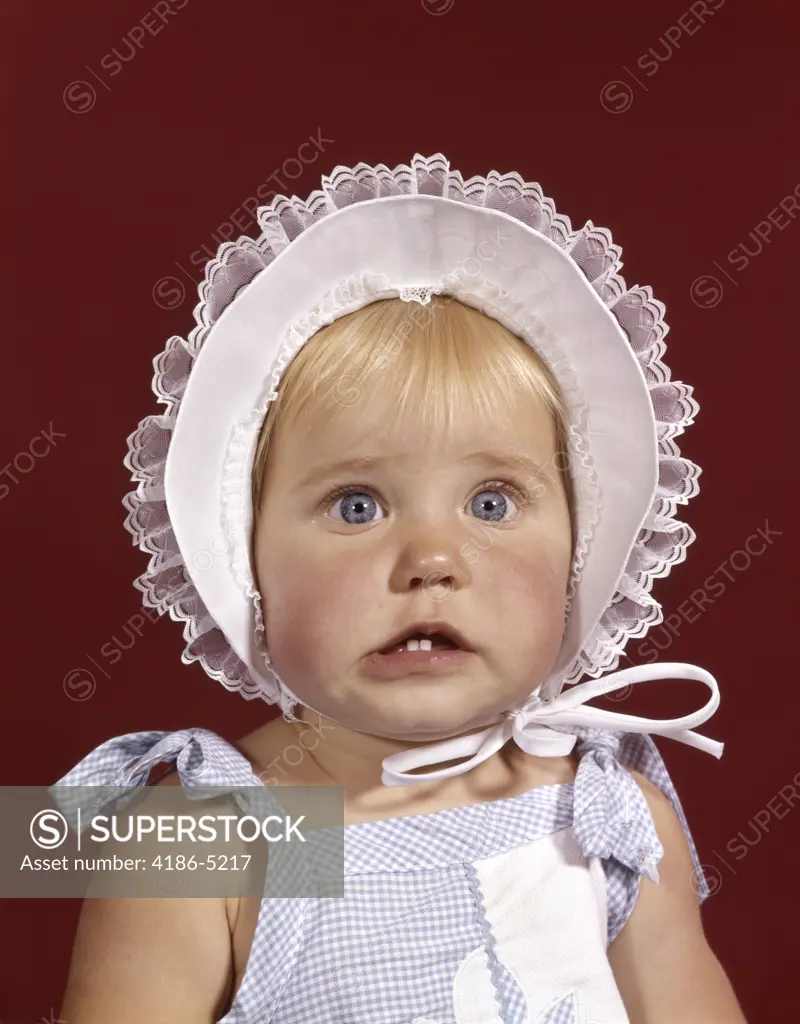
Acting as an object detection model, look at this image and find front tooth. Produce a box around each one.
[405,639,421,651]
[418,639,432,651]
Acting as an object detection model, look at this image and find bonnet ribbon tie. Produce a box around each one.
[381,662,722,786]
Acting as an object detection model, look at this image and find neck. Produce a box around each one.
[244,706,575,821]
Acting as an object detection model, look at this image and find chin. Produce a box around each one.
[359,689,512,744]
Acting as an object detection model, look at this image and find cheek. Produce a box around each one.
[482,541,571,622]
[258,543,377,669]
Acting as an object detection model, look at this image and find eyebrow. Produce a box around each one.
[294,450,551,491]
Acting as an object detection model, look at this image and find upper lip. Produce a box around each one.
[373,620,475,654]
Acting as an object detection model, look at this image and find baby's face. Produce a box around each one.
[253,385,573,743]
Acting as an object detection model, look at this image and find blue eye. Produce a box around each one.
[324,481,528,526]
[329,491,385,525]
[470,488,520,523]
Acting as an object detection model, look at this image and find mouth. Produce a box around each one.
[373,620,475,656]
[361,621,477,679]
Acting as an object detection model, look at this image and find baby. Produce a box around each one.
[246,294,574,803]
[54,153,746,1023]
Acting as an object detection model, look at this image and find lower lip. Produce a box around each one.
[361,648,476,679]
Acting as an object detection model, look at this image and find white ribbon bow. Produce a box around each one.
[381,662,722,786]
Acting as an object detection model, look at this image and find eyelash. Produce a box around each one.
[320,478,534,519]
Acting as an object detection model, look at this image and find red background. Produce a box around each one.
[1,0,796,1019]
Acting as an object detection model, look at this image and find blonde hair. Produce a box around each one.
[251,295,574,524]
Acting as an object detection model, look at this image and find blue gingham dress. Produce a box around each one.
[53,726,710,1024]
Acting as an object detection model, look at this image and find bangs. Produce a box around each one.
[251,295,572,513]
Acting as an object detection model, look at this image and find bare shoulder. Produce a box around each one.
[59,768,239,1023]
[627,769,690,847]
[623,768,708,933]
[608,769,748,1022]
[627,768,673,808]
[59,770,235,1019]
[152,764,248,935]
[151,763,262,1009]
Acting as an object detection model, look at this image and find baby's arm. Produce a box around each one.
[59,892,234,1023]
[58,775,237,1024]
[608,771,748,1023]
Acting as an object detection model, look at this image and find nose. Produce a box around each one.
[389,530,472,601]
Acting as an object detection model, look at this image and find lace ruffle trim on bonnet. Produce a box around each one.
[122,153,699,716]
